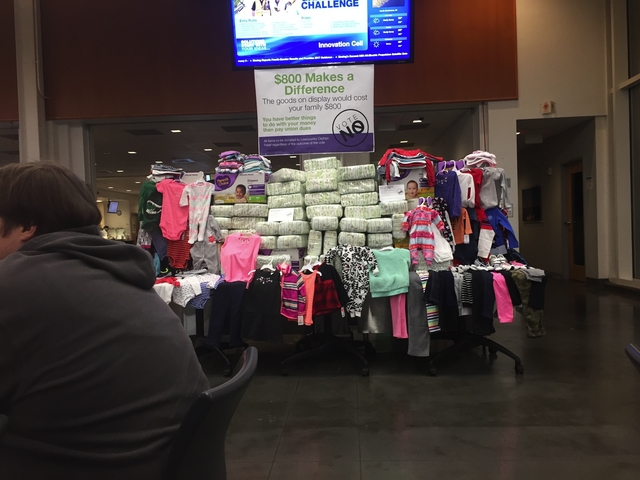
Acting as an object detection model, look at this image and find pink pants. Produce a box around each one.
[390,294,408,338]
[491,272,514,323]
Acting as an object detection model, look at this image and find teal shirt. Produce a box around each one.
[369,248,411,298]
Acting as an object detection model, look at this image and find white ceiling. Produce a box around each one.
[92,104,477,196]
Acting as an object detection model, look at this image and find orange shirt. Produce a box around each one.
[451,208,472,245]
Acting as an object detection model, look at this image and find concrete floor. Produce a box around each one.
[201,278,640,480]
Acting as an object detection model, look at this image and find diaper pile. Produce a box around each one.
[265,168,309,251]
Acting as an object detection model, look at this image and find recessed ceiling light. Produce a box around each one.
[290,156,297,159]
[116,169,124,173]
[413,119,423,124]
[516,131,521,135]
[400,140,409,144]
[170,129,181,133]
[108,186,113,189]
[135,181,141,184]
[128,151,137,155]
[96,199,103,203]
[126,189,132,192]
[155,160,163,164]
[295,163,300,166]
[204,148,213,152]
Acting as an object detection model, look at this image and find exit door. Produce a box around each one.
[564,161,585,281]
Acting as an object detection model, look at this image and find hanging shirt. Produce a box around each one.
[220,233,261,282]
[434,170,462,218]
[155,179,189,241]
[179,181,215,244]
[455,170,476,208]
[369,248,411,298]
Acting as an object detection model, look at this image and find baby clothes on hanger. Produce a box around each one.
[278,263,306,322]
[324,245,378,317]
[220,232,261,282]
[241,269,283,342]
[155,179,189,240]
[207,280,246,347]
[167,232,192,270]
[479,167,512,210]
[138,180,163,233]
[434,169,462,218]
[190,216,223,273]
[300,270,318,326]
[484,207,519,251]
[402,205,445,266]
[180,180,215,244]
[455,169,475,208]
[431,197,454,244]
[312,263,349,316]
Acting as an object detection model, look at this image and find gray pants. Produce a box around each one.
[190,241,221,274]
[407,271,430,356]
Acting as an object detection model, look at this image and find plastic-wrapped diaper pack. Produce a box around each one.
[338,178,377,195]
[211,205,234,217]
[266,181,305,196]
[338,232,366,247]
[221,229,229,240]
[303,156,341,171]
[343,205,382,219]
[392,213,407,240]
[305,169,338,193]
[214,217,232,230]
[278,221,310,235]
[310,216,339,231]
[277,235,308,249]
[269,168,306,183]
[307,230,323,256]
[380,200,409,216]
[233,203,269,218]
[339,217,368,233]
[366,218,393,233]
[259,236,278,250]
[231,217,266,230]
[306,204,343,219]
[323,231,338,253]
[229,229,257,236]
[337,164,376,181]
[340,192,379,207]
[256,221,280,236]
[304,191,341,206]
[368,233,394,248]
[291,207,307,221]
[268,193,305,208]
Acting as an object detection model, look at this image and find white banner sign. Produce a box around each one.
[255,65,374,155]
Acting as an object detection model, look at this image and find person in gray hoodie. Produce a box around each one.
[0,162,210,480]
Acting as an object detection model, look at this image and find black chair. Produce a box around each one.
[164,346,258,480]
[0,414,7,439]
[625,343,640,374]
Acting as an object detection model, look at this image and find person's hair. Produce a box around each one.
[0,162,102,237]
[406,180,418,188]
[236,184,247,195]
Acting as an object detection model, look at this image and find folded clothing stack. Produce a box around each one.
[216,150,246,174]
[243,154,272,173]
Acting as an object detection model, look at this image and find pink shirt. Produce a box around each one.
[156,179,189,241]
[221,233,261,282]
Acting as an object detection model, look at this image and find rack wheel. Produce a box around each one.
[515,363,524,375]
[362,367,370,377]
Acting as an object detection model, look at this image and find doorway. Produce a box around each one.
[564,160,585,282]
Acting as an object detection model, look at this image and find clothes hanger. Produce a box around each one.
[261,260,275,271]
[379,246,394,251]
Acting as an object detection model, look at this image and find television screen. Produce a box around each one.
[107,201,119,214]
[231,0,413,68]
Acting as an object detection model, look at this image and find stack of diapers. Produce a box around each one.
[305,169,339,193]
[323,231,338,253]
[339,217,368,233]
[367,233,394,248]
[266,181,305,196]
[267,193,305,208]
[277,235,308,249]
[340,192,379,207]
[305,191,342,206]
[338,178,377,195]
[278,221,310,235]
[256,221,280,236]
[337,164,376,181]
[303,156,341,171]
[311,216,340,231]
[269,168,306,183]
[306,204,343,219]
[366,218,393,233]
[392,213,407,240]
[307,230,323,256]
[338,232,366,247]
[343,205,382,219]
[380,200,409,216]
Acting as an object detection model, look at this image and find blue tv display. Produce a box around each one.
[231,0,413,68]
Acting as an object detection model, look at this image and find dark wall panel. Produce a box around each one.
[40,0,517,120]
[0,0,19,122]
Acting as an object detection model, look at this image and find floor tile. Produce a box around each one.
[274,426,360,462]
[268,461,361,480]
[226,427,282,463]
[226,462,272,480]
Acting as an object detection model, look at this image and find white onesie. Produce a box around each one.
[180,181,215,244]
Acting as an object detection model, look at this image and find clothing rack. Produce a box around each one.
[280,314,376,377]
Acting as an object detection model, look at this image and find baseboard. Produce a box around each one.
[586,277,608,287]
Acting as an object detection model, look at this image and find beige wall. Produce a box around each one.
[429,110,476,161]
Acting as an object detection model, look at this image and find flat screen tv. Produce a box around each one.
[231,0,413,68]
[107,200,119,214]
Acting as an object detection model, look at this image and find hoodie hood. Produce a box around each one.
[18,226,156,289]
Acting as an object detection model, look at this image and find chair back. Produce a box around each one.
[625,343,640,375]
[0,414,7,440]
[164,346,258,480]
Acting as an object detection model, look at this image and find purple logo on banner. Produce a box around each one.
[215,174,238,191]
